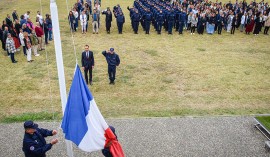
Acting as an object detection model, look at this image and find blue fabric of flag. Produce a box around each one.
[61,65,94,145]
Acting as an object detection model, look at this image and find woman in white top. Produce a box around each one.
[190,14,198,34]
[227,11,234,32]
[72,8,79,31]
[80,11,87,34]
[240,13,247,32]
[19,28,26,56]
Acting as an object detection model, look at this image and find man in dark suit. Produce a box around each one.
[12,9,19,22]
[81,45,94,85]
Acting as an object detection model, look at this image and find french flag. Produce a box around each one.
[61,65,124,156]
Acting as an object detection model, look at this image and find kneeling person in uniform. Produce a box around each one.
[102,48,120,85]
[22,120,58,157]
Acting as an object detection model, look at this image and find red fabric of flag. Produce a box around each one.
[104,128,125,157]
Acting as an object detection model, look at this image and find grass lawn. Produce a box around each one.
[255,116,270,132]
[0,0,270,122]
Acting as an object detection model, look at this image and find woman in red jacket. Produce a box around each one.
[34,22,44,51]
[245,15,255,35]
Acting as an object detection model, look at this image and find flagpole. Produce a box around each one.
[50,0,74,156]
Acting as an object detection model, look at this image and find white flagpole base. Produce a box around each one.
[65,140,74,157]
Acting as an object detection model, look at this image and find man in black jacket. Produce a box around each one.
[12,9,19,21]
[82,44,95,85]
[22,120,58,157]
[102,8,113,34]
[102,48,120,85]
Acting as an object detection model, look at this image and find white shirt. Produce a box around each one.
[19,32,25,46]
[24,13,29,20]
[73,11,79,18]
[241,15,246,24]
[192,9,198,14]
[80,14,87,24]
[37,14,43,25]
[263,15,268,21]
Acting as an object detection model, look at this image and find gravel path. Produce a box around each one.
[0,116,268,157]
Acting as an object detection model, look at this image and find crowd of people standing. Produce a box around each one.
[68,0,127,34]
[68,0,270,35]
[129,0,270,35]
[0,10,53,63]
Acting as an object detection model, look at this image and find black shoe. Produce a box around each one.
[12,61,18,63]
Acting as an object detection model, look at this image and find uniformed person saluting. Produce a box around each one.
[22,120,58,157]
[102,48,120,85]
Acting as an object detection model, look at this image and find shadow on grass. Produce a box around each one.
[1,112,61,123]
[144,50,158,56]
[197,48,206,52]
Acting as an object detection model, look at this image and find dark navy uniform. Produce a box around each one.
[167,10,175,34]
[143,10,152,34]
[131,11,141,34]
[23,128,53,157]
[178,11,186,34]
[175,9,181,31]
[116,13,125,34]
[156,11,164,34]
[102,48,120,84]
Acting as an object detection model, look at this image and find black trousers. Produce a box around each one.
[145,21,151,33]
[23,46,26,55]
[108,65,116,82]
[253,25,261,34]
[178,22,184,34]
[157,21,163,33]
[84,68,92,84]
[264,26,269,34]
[133,21,139,33]
[191,26,196,33]
[10,53,15,62]
[44,30,49,44]
[187,23,191,30]
[231,25,236,34]
[106,21,111,32]
[168,21,174,34]
[197,25,204,34]
[117,22,123,33]
[217,24,222,34]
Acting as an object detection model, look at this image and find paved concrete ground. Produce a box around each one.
[0,116,269,157]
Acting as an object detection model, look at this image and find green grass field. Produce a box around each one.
[256,116,270,131]
[0,0,269,122]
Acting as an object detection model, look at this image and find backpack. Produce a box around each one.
[33,34,39,44]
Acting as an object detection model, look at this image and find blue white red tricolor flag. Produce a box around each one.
[61,65,124,156]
